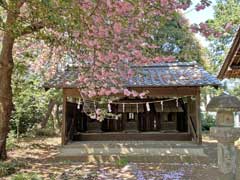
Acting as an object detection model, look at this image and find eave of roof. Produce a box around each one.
[218,27,240,79]
[44,61,221,89]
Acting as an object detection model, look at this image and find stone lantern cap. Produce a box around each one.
[206,92,240,112]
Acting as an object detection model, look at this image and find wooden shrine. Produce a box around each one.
[45,62,220,145]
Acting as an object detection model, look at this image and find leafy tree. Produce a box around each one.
[206,0,240,73]
[195,0,240,130]
[146,13,204,64]
[0,0,79,160]
[205,0,240,98]
[11,60,59,136]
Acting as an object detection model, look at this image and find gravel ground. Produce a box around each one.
[56,162,220,180]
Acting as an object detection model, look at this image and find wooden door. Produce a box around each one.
[138,103,161,131]
[101,118,123,132]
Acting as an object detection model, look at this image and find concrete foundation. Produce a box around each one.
[58,141,208,163]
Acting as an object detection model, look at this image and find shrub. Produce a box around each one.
[0,160,28,177]
[11,65,61,136]
[7,131,18,150]
[34,128,58,137]
[201,113,216,131]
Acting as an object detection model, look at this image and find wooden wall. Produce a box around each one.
[62,87,202,144]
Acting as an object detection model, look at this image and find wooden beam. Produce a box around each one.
[225,69,240,78]
[73,132,191,141]
[63,87,198,99]
[189,119,197,142]
[130,87,198,97]
[62,90,67,145]
[230,64,240,70]
[186,97,196,143]
[195,87,202,144]
[64,88,81,97]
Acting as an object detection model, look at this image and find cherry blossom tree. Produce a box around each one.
[0,0,211,160]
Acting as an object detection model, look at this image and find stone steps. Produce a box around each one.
[58,141,209,163]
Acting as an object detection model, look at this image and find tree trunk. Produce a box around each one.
[0,33,15,160]
[55,104,61,129]
[0,1,34,160]
[41,99,56,129]
[0,5,21,159]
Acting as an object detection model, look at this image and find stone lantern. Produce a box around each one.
[207,92,240,180]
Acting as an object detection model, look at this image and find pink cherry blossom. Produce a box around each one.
[105,90,112,96]
[88,90,97,98]
[110,87,119,94]
[131,91,138,97]
[123,89,131,96]
[20,0,214,120]
[96,108,101,115]
[139,92,147,99]
[225,23,233,31]
[195,4,205,11]
[113,23,122,34]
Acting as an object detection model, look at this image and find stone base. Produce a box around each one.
[217,173,235,180]
[217,143,237,175]
[210,127,240,179]
[236,148,240,180]
[58,141,208,163]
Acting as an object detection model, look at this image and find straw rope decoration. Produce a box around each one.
[77,95,192,119]
[108,95,192,112]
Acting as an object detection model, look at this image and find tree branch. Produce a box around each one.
[16,0,26,8]
[19,22,45,36]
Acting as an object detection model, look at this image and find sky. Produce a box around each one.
[184,0,216,47]
[185,1,240,88]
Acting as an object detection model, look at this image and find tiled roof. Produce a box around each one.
[218,27,240,79]
[128,62,221,87]
[44,61,221,88]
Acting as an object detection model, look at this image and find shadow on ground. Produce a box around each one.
[3,136,225,180]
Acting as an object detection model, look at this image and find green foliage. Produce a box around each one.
[146,13,204,64]
[207,0,240,73]
[0,160,28,178]
[6,131,18,150]
[203,0,240,105]
[115,158,129,167]
[201,113,216,131]
[230,83,240,98]
[12,75,49,134]
[11,173,42,180]
[11,60,61,136]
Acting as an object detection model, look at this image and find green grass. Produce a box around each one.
[11,173,42,180]
[115,158,129,167]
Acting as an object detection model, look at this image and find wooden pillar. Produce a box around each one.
[62,90,67,145]
[187,98,190,135]
[196,88,202,144]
